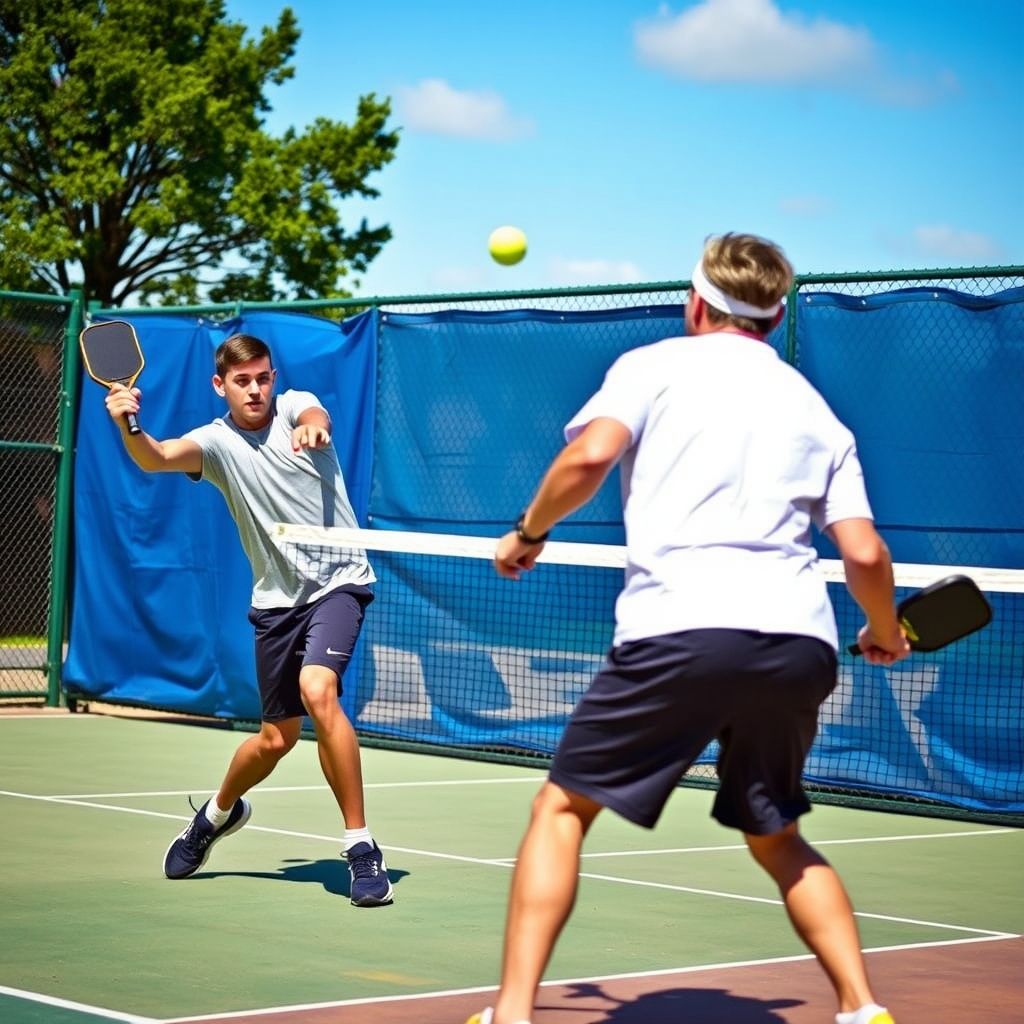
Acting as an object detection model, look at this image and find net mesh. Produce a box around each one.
[275,524,1024,823]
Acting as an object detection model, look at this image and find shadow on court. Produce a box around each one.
[194,857,410,898]
[335,940,1024,1023]
[549,982,801,1022]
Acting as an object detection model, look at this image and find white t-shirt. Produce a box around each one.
[564,333,873,649]
[184,389,375,609]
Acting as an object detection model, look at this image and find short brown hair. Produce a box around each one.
[215,334,273,378]
[699,233,794,334]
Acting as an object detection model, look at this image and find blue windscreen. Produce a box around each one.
[370,305,691,542]
[797,286,1024,567]
[63,289,1023,819]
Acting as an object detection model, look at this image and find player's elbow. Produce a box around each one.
[830,518,890,571]
[567,441,617,474]
[130,451,164,473]
[844,540,890,574]
[568,418,631,470]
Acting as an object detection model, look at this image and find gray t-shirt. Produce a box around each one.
[184,389,375,609]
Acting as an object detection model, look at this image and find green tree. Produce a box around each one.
[0,0,399,305]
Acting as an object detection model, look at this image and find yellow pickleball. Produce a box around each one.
[488,225,527,265]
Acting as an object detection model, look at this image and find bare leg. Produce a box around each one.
[215,717,301,809]
[299,664,366,829]
[746,823,877,1013]
[492,782,603,1024]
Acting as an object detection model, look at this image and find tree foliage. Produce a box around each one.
[0,0,399,305]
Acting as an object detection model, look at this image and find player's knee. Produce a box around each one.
[746,824,825,886]
[298,667,341,721]
[744,823,798,864]
[531,783,568,820]
[531,781,601,830]
[259,721,300,758]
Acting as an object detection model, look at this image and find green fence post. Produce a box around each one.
[45,289,84,706]
[784,279,799,366]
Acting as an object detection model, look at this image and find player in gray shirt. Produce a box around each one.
[104,333,393,907]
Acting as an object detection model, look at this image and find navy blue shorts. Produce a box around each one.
[549,629,837,834]
[247,585,373,722]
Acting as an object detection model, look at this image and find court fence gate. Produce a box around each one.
[0,288,84,706]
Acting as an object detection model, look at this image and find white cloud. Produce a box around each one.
[551,259,646,286]
[633,0,957,104]
[396,79,534,141]
[912,225,1003,263]
[635,0,875,84]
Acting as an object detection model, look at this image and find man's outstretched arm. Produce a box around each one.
[105,383,202,474]
[495,417,631,579]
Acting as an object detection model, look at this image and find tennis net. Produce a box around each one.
[275,523,1024,823]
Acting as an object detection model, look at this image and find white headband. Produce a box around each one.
[690,260,782,319]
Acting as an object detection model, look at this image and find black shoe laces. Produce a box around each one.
[180,796,214,853]
[348,848,381,880]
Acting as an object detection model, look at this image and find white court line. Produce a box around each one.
[3,790,1014,866]
[571,870,1017,936]
[0,984,156,1023]
[6,936,1021,1023]
[0,792,515,865]
[4,723,1019,1018]
[578,827,1018,857]
[44,778,541,799]
[0,712,103,720]
[2,789,1018,1021]
[159,933,1021,1022]
[2,789,1014,937]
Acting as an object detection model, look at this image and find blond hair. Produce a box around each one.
[699,233,794,334]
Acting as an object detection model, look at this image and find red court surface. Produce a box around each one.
[170,938,1023,1023]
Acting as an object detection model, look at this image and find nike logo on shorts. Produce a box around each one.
[326,647,344,656]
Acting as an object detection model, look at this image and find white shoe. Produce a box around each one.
[836,1004,894,1024]
[464,1010,531,1024]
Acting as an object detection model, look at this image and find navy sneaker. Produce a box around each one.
[163,798,251,879]
[345,840,394,907]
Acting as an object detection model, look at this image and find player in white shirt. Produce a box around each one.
[466,234,910,1024]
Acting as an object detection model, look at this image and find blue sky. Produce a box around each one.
[224,0,1024,298]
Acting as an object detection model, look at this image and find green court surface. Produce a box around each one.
[1,712,1021,1023]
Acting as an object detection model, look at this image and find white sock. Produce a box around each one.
[204,797,231,828]
[473,1010,531,1024]
[836,1004,890,1024]
[343,826,373,852]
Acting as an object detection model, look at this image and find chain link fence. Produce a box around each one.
[10,266,1021,708]
[0,290,81,702]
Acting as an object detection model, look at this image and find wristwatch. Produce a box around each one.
[515,512,550,545]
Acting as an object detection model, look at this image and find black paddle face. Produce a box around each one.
[897,574,993,652]
[80,321,145,435]
[80,321,144,386]
[848,573,993,656]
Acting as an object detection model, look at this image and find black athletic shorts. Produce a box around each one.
[548,628,837,834]
[247,585,373,722]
